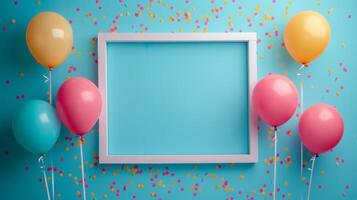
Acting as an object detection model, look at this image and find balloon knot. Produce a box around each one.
[38,154,46,170]
[274,126,278,131]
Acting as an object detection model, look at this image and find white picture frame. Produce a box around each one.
[98,33,258,164]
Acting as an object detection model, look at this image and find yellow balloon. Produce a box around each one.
[284,11,330,65]
[26,12,73,69]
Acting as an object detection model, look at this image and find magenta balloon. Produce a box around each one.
[299,104,344,155]
[56,77,102,136]
[252,74,298,127]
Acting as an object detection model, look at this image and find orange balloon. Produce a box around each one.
[284,11,330,65]
[26,12,73,69]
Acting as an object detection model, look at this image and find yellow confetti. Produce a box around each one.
[184,11,191,20]
[157,180,163,187]
[255,5,262,12]
[209,173,218,179]
[228,21,233,27]
[301,176,306,181]
[264,13,273,21]
[261,191,266,196]
[320,170,325,176]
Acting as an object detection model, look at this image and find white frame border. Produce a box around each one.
[98,33,258,163]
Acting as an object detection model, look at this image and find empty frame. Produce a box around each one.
[98,33,257,163]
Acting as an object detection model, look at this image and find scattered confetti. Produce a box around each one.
[0,0,355,199]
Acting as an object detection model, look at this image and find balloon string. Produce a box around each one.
[300,140,304,200]
[51,156,55,200]
[297,64,305,177]
[79,136,87,200]
[307,154,317,200]
[298,64,305,70]
[38,155,51,200]
[273,127,278,200]
[49,69,52,105]
[49,68,56,200]
[300,80,304,177]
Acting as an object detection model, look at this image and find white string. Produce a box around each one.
[297,64,305,177]
[49,69,56,200]
[79,136,87,200]
[300,139,304,200]
[300,80,304,177]
[273,127,278,200]
[298,64,305,71]
[49,69,52,105]
[297,64,305,200]
[42,168,51,200]
[307,154,317,200]
[39,155,51,200]
[51,157,55,200]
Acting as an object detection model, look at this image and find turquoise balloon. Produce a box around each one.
[12,100,61,154]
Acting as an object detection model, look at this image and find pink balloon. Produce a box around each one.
[56,77,102,136]
[253,74,298,127]
[299,104,344,155]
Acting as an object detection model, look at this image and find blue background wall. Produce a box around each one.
[0,0,356,199]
